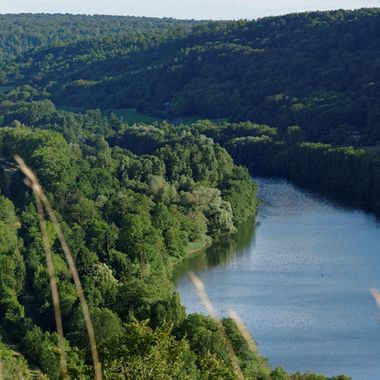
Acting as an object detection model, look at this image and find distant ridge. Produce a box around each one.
[2,8,380,143]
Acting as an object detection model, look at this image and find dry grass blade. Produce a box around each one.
[188,272,244,380]
[188,272,216,317]
[15,155,102,380]
[0,359,4,380]
[229,309,257,353]
[35,195,68,379]
[371,288,380,312]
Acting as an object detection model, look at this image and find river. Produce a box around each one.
[175,177,380,380]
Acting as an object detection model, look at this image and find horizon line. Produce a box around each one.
[0,7,378,22]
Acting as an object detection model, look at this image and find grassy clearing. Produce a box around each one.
[105,108,162,124]
[177,116,228,125]
[57,105,228,126]
[58,106,163,123]
[57,105,87,113]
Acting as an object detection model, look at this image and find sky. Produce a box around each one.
[0,0,379,20]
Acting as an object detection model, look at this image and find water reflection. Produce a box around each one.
[174,217,257,281]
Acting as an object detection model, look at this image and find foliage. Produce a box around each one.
[0,108,260,377]
[0,341,33,379]
[0,10,360,379]
[0,14,201,62]
[102,319,198,379]
[3,9,380,144]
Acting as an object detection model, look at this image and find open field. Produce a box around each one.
[176,116,228,125]
[58,106,228,125]
[105,108,162,123]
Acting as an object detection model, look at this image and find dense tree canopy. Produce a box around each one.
[0,14,201,62]
[196,119,380,214]
[0,104,270,378]
[2,9,380,144]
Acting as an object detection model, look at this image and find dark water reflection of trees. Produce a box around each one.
[173,218,257,282]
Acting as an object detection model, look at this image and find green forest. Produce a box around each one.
[0,97,349,379]
[2,9,380,144]
[0,8,379,380]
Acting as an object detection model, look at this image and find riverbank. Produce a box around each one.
[225,139,380,216]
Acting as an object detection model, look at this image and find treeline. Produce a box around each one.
[190,120,380,214]
[3,9,380,144]
[0,14,201,61]
[229,138,380,212]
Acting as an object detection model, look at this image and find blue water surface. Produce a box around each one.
[176,178,380,380]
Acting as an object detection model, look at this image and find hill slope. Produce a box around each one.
[0,13,202,61]
[3,8,380,144]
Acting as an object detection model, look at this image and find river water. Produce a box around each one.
[175,177,380,380]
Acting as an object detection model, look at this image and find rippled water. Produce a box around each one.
[176,178,380,380]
